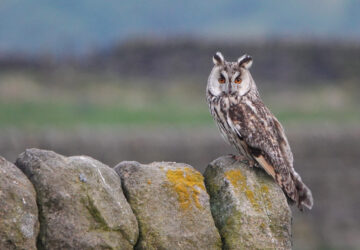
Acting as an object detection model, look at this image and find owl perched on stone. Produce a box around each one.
[206,52,313,210]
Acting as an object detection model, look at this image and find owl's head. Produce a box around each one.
[207,52,254,97]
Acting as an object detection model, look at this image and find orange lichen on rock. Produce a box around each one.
[166,167,206,210]
[225,169,261,211]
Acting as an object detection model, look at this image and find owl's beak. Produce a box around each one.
[227,82,232,93]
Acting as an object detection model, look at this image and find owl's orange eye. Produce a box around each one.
[234,77,242,84]
[218,77,226,84]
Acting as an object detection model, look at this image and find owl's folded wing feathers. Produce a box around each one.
[228,99,292,176]
[228,100,314,209]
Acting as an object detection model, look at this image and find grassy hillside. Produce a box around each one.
[0,70,359,128]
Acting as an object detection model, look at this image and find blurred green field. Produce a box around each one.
[0,101,211,127]
[0,70,359,128]
[1,100,360,128]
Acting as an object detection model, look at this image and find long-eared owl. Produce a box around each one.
[206,52,313,210]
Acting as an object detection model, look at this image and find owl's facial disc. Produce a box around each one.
[207,52,254,97]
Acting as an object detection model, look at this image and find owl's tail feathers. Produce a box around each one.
[283,172,314,211]
[292,173,314,211]
[254,155,313,210]
[277,171,313,211]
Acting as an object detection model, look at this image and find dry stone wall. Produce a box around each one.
[114,161,221,249]
[204,156,292,249]
[0,148,292,250]
[15,149,138,249]
[0,156,39,250]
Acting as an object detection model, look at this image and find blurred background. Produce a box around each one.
[0,1,359,249]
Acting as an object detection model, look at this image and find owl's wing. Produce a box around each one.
[228,98,293,175]
[228,98,314,210]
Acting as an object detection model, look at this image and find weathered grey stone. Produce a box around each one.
[16,148,138,250]
[0,156,39,250]
[114,161,222,250]
[204,155,292,250]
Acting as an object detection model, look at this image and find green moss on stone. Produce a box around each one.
[220,209,248,249]
[135,221,162,250]
[83,195,111,232]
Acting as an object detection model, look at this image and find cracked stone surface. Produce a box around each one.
[16,148,138,250]
[204,155,292,250]
[0,156,39,250]
[114,161,221,250]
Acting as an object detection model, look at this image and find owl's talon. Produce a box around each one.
[248,159,257,168]
[230,155,258,168]
[230,154,248,163]
[235,155,247,161]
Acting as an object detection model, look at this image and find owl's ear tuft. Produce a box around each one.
[213,52,224,66]
[238,54,253,69]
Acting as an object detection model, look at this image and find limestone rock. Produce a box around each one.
[16,148,138,250]
[114,161,222,250]
[204,155,292,250]
[0,156,39,250]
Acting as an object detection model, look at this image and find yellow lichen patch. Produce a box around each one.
[166,167,205,210]
[225,169,261,211]
[261,184,269,193]
[260,184,272,209]
[147,180,152,185]
[259,222,266,233]
[245,190,259,211]
[224,169,246,190]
